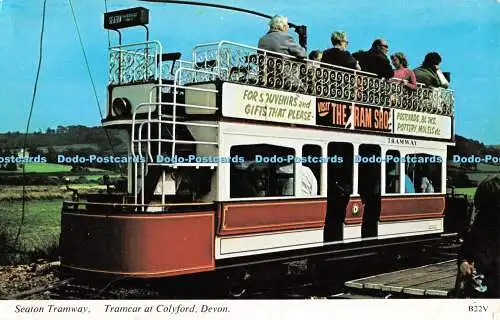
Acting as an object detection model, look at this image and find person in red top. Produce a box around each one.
[390,52,417,89]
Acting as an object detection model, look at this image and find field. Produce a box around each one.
[0,199,62,261]
[0,185,106,201]
[14,163,109,174]
[453,187,476,198]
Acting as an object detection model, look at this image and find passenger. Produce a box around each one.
[390,52,417,89]
[456,176,500,297]
[420,176,435,193]
[308,50,323,62]
[413,52,449,88]
[404,174,415,193]
[258,15,307,59]
[320,31,360,70]
[280,164,318,196]
[386,168,400,193]
[352,39,394,79]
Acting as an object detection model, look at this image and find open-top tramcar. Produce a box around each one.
[60,7,462,283]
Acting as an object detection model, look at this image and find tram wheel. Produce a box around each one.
[225,270,251,298]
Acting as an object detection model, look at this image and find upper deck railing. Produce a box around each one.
[108,40,455,117]
[109,41,193,84]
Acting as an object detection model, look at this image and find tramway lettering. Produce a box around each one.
[48,305,90,314]
[387,137,417,146]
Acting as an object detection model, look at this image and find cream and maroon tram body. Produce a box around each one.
[60,29,456,278]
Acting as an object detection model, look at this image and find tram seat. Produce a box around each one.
[158,52,182,78]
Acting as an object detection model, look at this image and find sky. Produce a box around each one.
[0,0,499,144]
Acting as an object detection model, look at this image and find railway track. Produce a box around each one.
[3,236,460,300]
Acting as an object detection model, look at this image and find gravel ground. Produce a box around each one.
[0,260,59,299]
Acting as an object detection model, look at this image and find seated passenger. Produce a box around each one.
[321,31,360,70]
[309,50,323,62]
[280,164,318,196]
[413,52,449,88]
[391,52,417,89]
[258,15,307,59]
[352,39,394,79]
[421,176,435,193]
[405,174,416,193]
[386,169,400,193]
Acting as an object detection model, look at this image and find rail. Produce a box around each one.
[192,41,455,116]
[108,41,194,84]
[129,67,220,206]
[108,40,454,116]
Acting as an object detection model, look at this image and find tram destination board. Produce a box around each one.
[316,98,391,133]
[104,7,149,30]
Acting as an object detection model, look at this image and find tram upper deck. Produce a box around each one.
[106,40,455,142]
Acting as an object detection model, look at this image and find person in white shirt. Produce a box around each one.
[280,164,318,196]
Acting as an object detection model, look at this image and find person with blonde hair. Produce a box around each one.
[391,52,417,89]
[258,15,306,58]
[321,31,360,70]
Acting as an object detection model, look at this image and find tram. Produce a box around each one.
[60,7,459,280]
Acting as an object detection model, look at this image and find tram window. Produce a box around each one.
[385,150,401,194]
[327,142,353,195]
[405,153,443,193]
[230,144,295,198]
[302,144,321,195]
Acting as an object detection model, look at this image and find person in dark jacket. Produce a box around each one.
[308,50,323,62]
[321,31,360,70]
[457,175,500,298]
[352,39,394,79]
[258,15,306,59]
[413,52,449,88]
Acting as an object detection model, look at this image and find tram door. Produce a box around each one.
[325,142,353,242]
[358,144,381,238]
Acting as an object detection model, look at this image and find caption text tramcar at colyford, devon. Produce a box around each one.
[59,7,463,281]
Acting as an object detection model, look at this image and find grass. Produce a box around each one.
[476,162,500,172]
[37,144,99,153]
[0,199,62,257]
[453,187,476,198]
[466,172,499,184]
[18,163,109,173]
[0,184,107,201]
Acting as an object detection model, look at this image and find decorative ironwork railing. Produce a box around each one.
[192,41,455,116]
[109,41,195,85]
[108,40,454,116]
[109,41,161,84]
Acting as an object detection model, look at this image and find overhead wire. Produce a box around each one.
[13,0,48,247]
[67,0,124,176]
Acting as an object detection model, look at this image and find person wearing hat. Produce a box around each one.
[456,175,500,297]
[321,31,360,70]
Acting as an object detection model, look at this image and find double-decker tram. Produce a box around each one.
[60,7,458,285]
